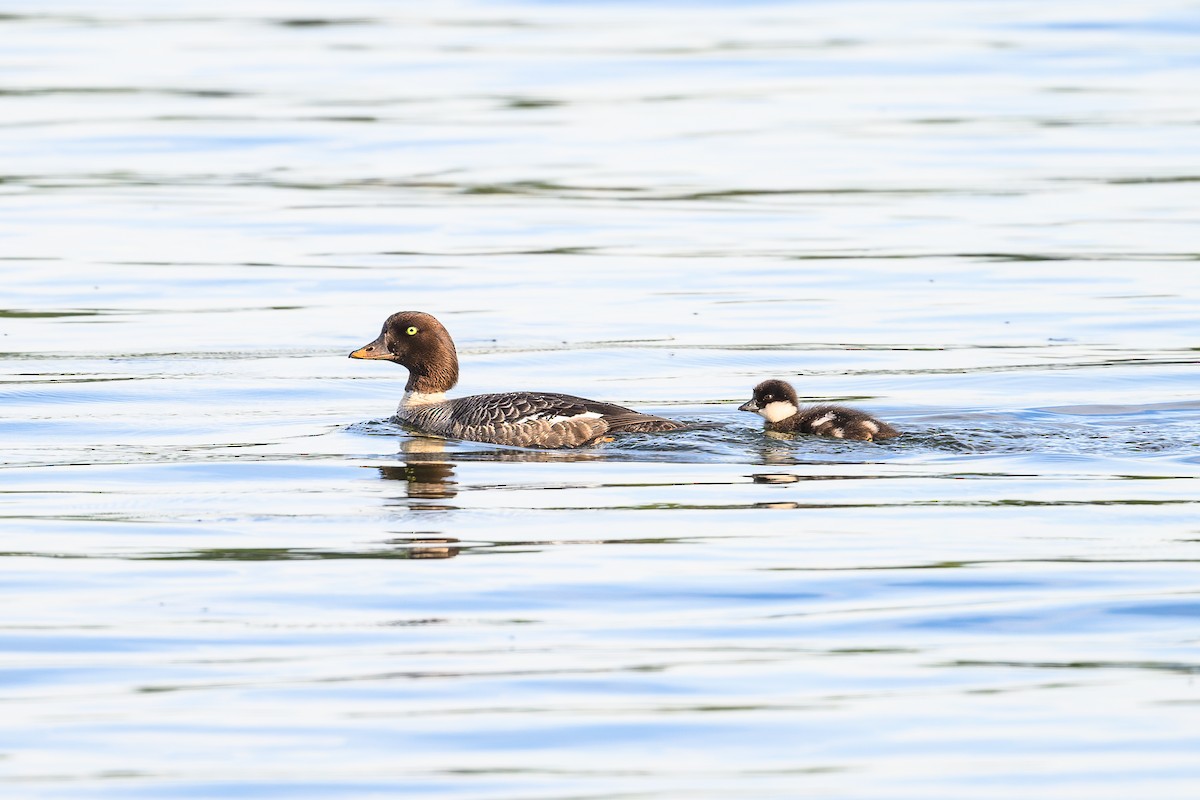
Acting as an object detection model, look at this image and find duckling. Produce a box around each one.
[739,378,899,441]
[349,311,683,448]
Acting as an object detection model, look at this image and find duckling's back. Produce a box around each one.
[773,404,899,442]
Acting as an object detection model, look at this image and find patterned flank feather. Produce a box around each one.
[401,392,679,449]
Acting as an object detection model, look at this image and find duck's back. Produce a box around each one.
[396,391,681,448]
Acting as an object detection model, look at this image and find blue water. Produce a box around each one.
[2,1,1199,797]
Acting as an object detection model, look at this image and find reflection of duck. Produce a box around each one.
[349,311,683,448]
[739,379,899,442]
[377,437,458,504]
[377,463,456,500]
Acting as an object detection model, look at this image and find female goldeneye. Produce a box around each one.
[739,378,899,442]
[349,311,684,448]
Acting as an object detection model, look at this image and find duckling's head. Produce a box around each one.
[738,379,800,423]
[349,311,459,394]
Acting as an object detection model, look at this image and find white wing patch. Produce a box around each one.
[810,411,837,427]
[533,411,604,426]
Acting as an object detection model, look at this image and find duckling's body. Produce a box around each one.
[350,311,682,448]
[739,379,899,442]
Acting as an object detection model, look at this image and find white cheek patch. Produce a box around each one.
[760,401,799,423]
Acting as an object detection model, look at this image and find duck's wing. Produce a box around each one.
[539,393,684,433]
[442,392,681,448]
[442,392,609,448]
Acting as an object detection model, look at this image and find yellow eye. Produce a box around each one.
[405,326,418,336]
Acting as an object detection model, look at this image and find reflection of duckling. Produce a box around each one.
[751,473,801,484]
[739,379,899,442]
[389,536,461,560]
[350,311,683,448]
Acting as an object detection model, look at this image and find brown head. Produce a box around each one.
[349,311,460,394]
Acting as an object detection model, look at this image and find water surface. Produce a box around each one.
[2,1,1199,798]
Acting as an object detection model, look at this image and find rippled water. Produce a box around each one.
[3,1,1200,797]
